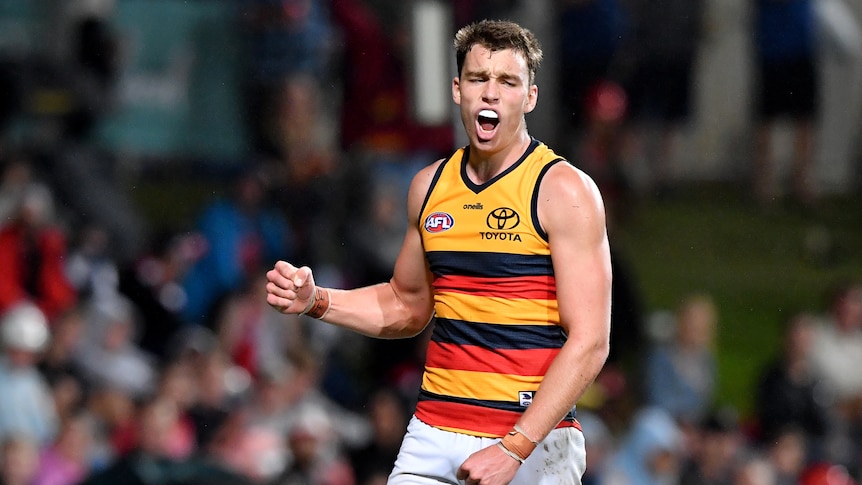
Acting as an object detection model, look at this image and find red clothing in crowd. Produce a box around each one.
[0,221,77,322]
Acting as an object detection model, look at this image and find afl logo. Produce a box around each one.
[487,207,520,230]
[424,212,454,233]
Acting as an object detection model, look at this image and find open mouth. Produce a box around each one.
[477,109,499,134]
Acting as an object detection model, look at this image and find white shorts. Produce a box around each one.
[387,416,586,485]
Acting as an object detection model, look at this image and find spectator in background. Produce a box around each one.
[84,386,136,461]
[185,345,247,451]
[73,296,157,400]
[81,397,255,485]
[807,282,862,472]
[602,406,685,485]
[0,182,77,322]
[348,387,409,485]
[555,0,629,155]
[0,156,34,224]
[264,349,371,455]
[0,302,58,447]
[181,167,294,327]
[577,410,615,485]
[268,406,356,485]
[260,72,343,271]
[765,426,809,485]
[240,2,341,273]
[679,409,745,485]
[58,4,121,144]
[240,0,335,160]
[751,0,819,207]
[732,451,777,485]
[117,231,204,360]
[206,403,287,482]
[329,0,453,275]
[148,359,199,461]
[809,282,862,403]
[644,293,718,427]
[215,271,301,380]
[38,305,89,424]
[330,0,452,291]
[64,223,120,309]
[331,0,452,157]
[621,0,706,196]
[755,312,829,460]
[575,79,631,224]
[0,434,40,485]
[32,411,97,485]
[800,462,858,485]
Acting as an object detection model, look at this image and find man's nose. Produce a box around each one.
[482,81,499,102]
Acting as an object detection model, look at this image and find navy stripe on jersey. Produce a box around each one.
[531,158,566,242]
[418,388,577,422]
[432,318,567,350]
[418,155,455,221]
[426,251,553,278]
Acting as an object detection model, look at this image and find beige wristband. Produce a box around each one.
[513,424,539,444]
[496,442,524,464]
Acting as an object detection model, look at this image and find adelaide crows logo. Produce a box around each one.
[424,212,454,233]
[486,207,520,230]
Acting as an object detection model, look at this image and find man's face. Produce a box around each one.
[453,45,537,153]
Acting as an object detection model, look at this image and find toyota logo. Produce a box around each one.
[487,207,520,230]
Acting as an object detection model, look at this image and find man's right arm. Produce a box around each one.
[266,161,441,339]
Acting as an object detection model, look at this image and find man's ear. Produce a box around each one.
[524,84,538,113]
[452,77,461,105]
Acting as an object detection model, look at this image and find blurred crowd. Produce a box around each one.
[581,284,862,485]
[0,0,861,484]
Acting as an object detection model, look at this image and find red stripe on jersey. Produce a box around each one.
[415,400,523,436]
[415,400,580,437]
[433,274,556,299]
[425,341,559,376]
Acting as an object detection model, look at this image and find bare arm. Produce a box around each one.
[456,161,612,484]
[265,161,441,339]
[515,161,612,441]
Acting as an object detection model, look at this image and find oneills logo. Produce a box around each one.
[424,212,454,233]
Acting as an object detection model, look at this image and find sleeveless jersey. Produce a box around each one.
[415,138,579,438]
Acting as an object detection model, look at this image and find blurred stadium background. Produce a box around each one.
[1,0,861,417]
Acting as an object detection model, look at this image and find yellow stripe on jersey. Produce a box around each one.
[434,291,560,325]
[421,366,544,402]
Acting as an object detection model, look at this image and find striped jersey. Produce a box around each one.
[415,138,579,438]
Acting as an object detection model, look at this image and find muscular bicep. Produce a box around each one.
[538,163,612,340]
[385,162,440,333]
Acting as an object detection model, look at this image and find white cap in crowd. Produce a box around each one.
[1,301,50,352]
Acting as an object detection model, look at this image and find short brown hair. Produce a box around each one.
[454,19,543,85]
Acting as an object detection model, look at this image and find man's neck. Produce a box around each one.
[467,133,531,184]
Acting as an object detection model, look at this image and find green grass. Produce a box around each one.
[611,184,862,417]
[125,173,231,234]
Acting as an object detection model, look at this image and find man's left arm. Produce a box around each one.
[516,161,612,443]
[456,162,612,483]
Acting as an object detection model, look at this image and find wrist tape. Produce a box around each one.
[300,287,331,319]
[499,428,537,463]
